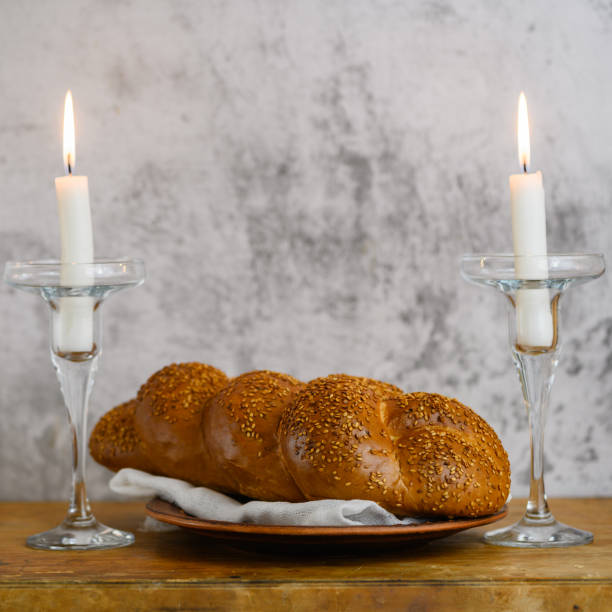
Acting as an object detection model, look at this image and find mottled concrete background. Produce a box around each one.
[0,1,610,501]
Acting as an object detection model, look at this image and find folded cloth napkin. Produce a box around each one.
[110,469,428,527]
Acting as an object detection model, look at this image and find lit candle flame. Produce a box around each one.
[517,91,530,173]
[63,90,75,175]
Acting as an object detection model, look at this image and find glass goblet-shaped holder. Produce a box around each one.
[4,259,145,551]
[460,254,605,548]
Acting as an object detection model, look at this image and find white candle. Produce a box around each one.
[54,91,95,354]
[509,92,553,348]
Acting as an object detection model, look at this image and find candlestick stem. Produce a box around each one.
[514,349,556,524]
[53,354,98,527]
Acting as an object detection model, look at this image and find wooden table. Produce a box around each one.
[1,499,610,611]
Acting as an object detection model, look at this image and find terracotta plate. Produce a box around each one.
[145,497,508,550]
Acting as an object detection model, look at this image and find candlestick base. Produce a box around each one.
[483,516,592,548]
[26,520,134,551]
[461,253,605,548]
[4,258,145,551]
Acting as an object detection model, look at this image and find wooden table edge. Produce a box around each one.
[2,577,612,588]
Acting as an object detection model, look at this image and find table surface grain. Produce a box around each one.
[1,498,610,611]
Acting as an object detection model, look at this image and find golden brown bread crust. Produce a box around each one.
[133,362,229,482]
[279,376,510,517]
[359,377,405,401]
[202,370,306,501]
[279,374,406,510]
[382,392,510,517]
[89,399,155,473]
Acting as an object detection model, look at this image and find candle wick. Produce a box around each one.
[523,162,527,173]
[67,153,72,175]
[67,162,72,175]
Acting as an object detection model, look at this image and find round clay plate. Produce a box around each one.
[145,497,508,550]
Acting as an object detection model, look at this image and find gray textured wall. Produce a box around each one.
[0,1,610,501]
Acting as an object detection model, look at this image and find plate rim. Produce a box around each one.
[145,496,509,537]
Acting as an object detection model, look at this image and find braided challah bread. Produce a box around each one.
[90,363,510,518]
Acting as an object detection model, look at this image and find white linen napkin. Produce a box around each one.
[110,468,428,527]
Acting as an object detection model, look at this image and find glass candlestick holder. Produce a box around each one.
[460,253,605,548]
[4,258,145,551]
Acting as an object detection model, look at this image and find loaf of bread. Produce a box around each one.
[90,363,511,518]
